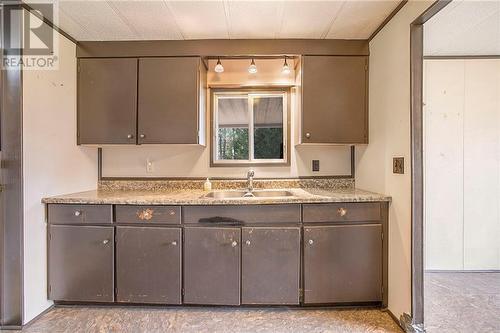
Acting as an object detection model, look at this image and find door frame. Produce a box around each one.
[409,0,452,331]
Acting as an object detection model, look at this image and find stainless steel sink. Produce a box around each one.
[204,190,294,199]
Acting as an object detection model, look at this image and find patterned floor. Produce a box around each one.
[425,272,500,333]
[7,306,402,333]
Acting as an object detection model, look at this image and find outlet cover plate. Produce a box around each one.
[393,157,404,174]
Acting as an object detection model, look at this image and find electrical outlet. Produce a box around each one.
[312,160,320,172]
[146,158,154,173]
[393,157,404,174]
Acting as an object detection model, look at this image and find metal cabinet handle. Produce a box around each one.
[231,241,238,247]
[127,134,134,139]
[245,240,251,246]
[308,239,314,245]
[74,210,81,217]
[169,210,176,216]
[305,132,311,139]
[171,241,177,246]
[337,207,347,217]
[102,239,110,245]
[140,134,145,139]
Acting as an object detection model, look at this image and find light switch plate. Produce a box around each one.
[312,160,320,172]
[393,157,404,174]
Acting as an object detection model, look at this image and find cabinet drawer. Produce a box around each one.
[183,205,301,224]
[115,205,181,224]
[48,204,112,224]
[303,203,381,223]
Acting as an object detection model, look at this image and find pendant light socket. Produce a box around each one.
[214,57,224,73]
[248,58,257,74]
[282,57,291,74]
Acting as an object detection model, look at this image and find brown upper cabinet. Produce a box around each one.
[77,58,138,144]
[78,57,206,145]
[301,56,368,144]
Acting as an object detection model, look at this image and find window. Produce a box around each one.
[212,90,288,165]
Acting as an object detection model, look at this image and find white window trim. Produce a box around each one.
[213,91,288,165]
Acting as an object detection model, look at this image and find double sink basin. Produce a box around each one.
[204,190,294,199]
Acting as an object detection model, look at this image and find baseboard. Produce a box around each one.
[18,304,54,330]
[0,325,23,331]
[425,270,500,273]
[383,308,404,331]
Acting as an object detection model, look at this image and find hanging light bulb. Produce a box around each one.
[248,58,257,74]
[282,57,291,74]
[214,57,224,73]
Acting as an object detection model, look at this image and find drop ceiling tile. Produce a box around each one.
[107,1,183,40]
[327,0,401,39]
[58,0,138,41]
[226,1,284,39]
[166,1,228,39]
[277,1,344,39]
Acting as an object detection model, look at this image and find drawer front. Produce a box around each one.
[303,203,381,223]
[48,204,112,224]
[115,205,181,224]
[182,205,301,224]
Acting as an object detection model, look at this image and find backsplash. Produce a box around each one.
[98,177,355,191]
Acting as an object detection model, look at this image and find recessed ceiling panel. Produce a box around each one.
[107,1,183,40]
[166,1,229,39]
[226,1,284,39]
[327,0,401,39]
[59,1,137,40]
[277,1,344,39]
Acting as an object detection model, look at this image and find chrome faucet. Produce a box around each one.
[247,169,255,193]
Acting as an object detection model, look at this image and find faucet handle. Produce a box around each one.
[247,169,255,177]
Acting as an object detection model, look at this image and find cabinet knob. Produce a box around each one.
[140,134,145,139]
[245,240,251,246]
[308,239,314,245]
[127,134,134,139]
[231,241,238,247]
[74,210,81,217]
[171,241,177,246]
[169,210,176,216]
[337,207,347,217]
[305,132,311,139]
[102,239,110,245]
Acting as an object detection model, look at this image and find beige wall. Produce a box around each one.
[424,59,500,270]
[355,0,433,320]
[101,58,352,178]
[22,13,98,323]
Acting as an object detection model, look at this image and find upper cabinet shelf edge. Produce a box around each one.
[300,55,369,145]
[77,57,207,146]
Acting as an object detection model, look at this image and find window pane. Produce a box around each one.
[253,96,284,159]
[217,97,249,160]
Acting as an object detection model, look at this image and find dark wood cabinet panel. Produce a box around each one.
[78,58,138,144]
[303,203,381,223]
[47,204,113,224]
[241,227,300,305]
[116,227,181,304]
[183,227,241,305]
[301,56,368,144]
[48,225,114,302]
[115,205,181,224]
[303,224,382,304]
[138,57,205,144]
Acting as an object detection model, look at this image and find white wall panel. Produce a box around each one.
[463,59,500,269]
[22,12,98,323]
[424,60,465,270]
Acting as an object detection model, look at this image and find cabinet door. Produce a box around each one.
[184,227,240,305]
[116,227,181,304]
[242,227,300,305]
[48,225,114,302]
[304,224,382,304]
[78,58,138,144]
[138,57,201,144]
[302,56,368,144]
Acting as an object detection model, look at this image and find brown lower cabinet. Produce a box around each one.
[48,225,114,302]
[241,227,300,305]
[115,227,182,304]
[183,227,241,305]
[303,224,382,304]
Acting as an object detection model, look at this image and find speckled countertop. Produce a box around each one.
[42,188,391,205]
